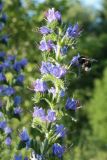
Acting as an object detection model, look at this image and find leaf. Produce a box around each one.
[32,92,41,104]
[17,141,26,150]
[42,74,65,90]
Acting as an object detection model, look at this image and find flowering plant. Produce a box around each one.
[0,1,27,149]
[16,7,86,160]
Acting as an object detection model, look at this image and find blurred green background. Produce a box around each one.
[1,0,107,159]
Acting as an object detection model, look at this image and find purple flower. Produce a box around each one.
[24,157,28,160]
[3,59,11,68]
[65,98,77,110]
[20,58,28,68]
[0,73,6,82]
[50,65,66,78]
[13,59,27,72]
[66,23,81,38]
[0,121,6,129]
[14,107,22,115]
[0,52,5,61]
[1,35,8,45]
[4,126,12,134]
[40,61,53,74]
[1,13,7,23]
[16,75,24,85]
[46,8,61,23]
[60,46,68,55]
[70,54,80,66]
[13,61,21,72]
[7,55,16,61]
[0,64,4,72]
[0,112,3,117]
[0,101,2,108]
[39,40,53,51]
[14,96,22,106]
[52,143,64,158]
[36,154,43,160]
[5,137,12,146]
[14,154,22,160]
[19,128,29,142]
[0,2,3,11]
[0,23,4,31]
[46,110,56,122]
[55,124,66,138]
[4,86,15,96]
[40,62,66,78]
[48,87,56,97]
[60,90,65,97]
[39,26,52,35]
[33,79,48,92]
[0,86,4,93]
[33,106,46,121]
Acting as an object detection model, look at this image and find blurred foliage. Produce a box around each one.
[0,0,107,159]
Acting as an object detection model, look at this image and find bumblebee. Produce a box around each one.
[78,56,97,72]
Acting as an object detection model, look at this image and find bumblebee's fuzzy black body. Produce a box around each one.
[78,56,97,71]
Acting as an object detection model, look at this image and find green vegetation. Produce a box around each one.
[0,0,107,159]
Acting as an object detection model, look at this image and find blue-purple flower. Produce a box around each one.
[39,26,52,35]
[40,61,66,78]
[33,79,48,92]
[0,23,4,31]
[46,110,56,122]
[50,65,66,78]
[46,8,61,23]
[0,121,6,129]
[0,86,4,93]
[24,157,28,160]
[52,143,64,158]
[0,2,3,11]
[14,107,22,115]
[3,59,11,68]
[7,55,16,61]
[66,23,81,38]
[13,58,27,72]
[14,154,22,160]
[33,106,46,121]
[13,61,22,72]
[4,86,15,96]
[55,124,66,138]
[60,46,68,55]
[1,35,8,45]
[39,40,53,51]
[0,111,3,117]
[48,87,56,97]
[40,61,53,74]
[16,75,24,85]
[0,73,6,82]
[36,154,43,160]
[19,128,29,142]
[65,98,77,110]
[1,13,7,23]
[0,101,2,108]
[70,54,80,66]
[60,90,65,97]
[5,137,12,146]
[20,58,28,68]
[0,52,5,61]
[14,96,22,107]
[4,126,12,134]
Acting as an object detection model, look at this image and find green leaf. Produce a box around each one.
[32,92,41,104]
[42,74,65,90]
[17,141,26,150]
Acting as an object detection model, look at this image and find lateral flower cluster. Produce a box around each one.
[17,8,83,160]
[0,1,27,148]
